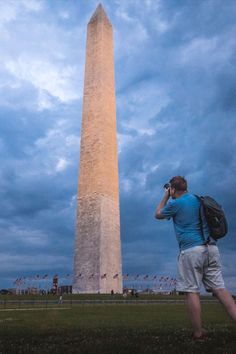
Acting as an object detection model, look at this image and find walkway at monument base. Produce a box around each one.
[0,298,221,310]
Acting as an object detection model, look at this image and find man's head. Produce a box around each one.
[169,176,187,198]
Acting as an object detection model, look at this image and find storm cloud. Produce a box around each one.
[0,0,236,292]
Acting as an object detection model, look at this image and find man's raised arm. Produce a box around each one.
[155,189,170,219]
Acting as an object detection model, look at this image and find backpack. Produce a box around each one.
[195,195,228,240]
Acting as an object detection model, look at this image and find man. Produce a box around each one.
[155,176,236,340]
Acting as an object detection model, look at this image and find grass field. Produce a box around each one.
[0,300,235,354]
[0,293,186,301]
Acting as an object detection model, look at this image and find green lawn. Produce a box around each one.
[0,293,186,300]
[0,303,235,353]
[0,292,218,301]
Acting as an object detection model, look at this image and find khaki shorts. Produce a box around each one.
[177,245,225,293]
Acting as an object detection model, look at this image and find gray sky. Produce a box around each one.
[0,0,236,292]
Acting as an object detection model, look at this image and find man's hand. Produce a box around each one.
[164,187,170,198]
[155,188,170,219]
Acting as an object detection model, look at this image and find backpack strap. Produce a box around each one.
[195,195,208,244]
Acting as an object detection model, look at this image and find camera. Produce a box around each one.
[163,183,171,189]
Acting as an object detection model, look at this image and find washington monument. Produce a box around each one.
[73,4,122,293]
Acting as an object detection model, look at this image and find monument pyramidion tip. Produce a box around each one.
[89,3,111,24]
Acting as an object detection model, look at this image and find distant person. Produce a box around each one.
[58,295,63,304]
[155,176,236,340]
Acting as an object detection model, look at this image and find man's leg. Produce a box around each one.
[212,288,236,322]
[186,292,203,337]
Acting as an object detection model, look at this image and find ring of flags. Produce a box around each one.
[13,273,177,290]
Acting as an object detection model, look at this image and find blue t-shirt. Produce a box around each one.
[160,193,211,251]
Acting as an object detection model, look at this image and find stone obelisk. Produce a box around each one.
[73,4,122,293]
